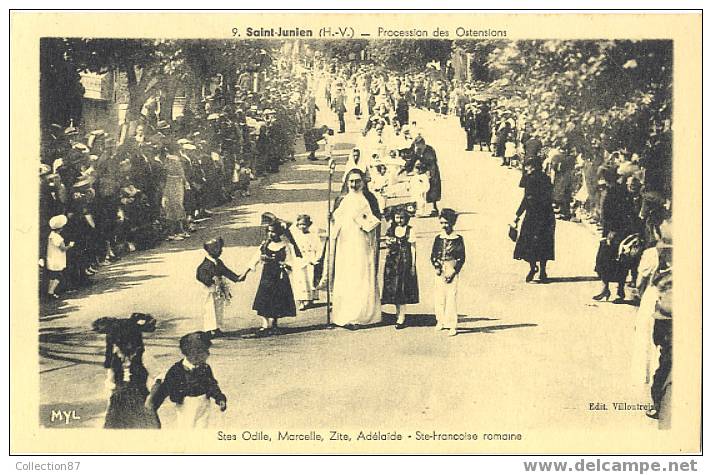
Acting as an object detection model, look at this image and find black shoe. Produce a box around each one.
[612,289,626,304]
[307,156,318,161]
[526,266,539,283]
[395,323,406,330]
[212,328,224,337]
[645,408,659,420]
[538,273,549,284]
[592,289,611,301]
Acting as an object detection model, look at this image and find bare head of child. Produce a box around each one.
[180,331,212,366]
[296,214,312,233]
[439,208,458,234]
[203,237,224,260]
[267,222,284,243]
[415,160,428,174]
[393,207,410,227]
[375,164,387,176]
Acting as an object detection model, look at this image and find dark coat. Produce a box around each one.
[196,257,240,288]
[462,111,476,131]
[152,361,226,409]
[514,171,556,262]
[601,183,638,237]
[304,127,325,153]
[396,98,409,126]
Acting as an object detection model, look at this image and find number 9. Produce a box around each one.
[232,28,239,37]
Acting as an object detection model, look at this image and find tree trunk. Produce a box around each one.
[223,69,237,106]
[125,64,143,123]
[160,78,178,122]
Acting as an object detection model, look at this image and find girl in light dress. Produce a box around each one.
[370,164,391,213]
[289,215,322,311]
[46,214,74,300]
[409,160,431,217]
[505,138,518,168]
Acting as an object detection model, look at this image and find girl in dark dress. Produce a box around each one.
[513,160,556,283]
[382,208,419,330]
[242,223,296,336]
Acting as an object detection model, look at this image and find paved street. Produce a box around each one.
[39,103,656,435]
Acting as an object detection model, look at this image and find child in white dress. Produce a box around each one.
[370,164,391,212]
[46,215,74,300]
[409,161,431,218]
[289,215,322,311]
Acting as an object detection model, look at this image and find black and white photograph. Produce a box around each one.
[9,11,701,455]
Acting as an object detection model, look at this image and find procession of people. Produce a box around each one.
[39,51,673,430]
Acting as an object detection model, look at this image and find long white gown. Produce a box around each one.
[330,190,382,326]
[290,225,322,302]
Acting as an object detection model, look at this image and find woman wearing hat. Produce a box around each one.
[512,158,556,283]
[46,215,74,300]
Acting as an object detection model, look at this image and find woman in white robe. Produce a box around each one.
[327,169,382,328]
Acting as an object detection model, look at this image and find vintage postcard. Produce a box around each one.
[9,11,701,454]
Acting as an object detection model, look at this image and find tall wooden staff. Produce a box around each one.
[325,158,337,326]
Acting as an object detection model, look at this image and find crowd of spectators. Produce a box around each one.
[40,72,315,300]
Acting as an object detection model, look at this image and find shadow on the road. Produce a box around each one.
[394,314,503,328]
[544,276,600,283]
[73,273,169,298]
[39,324,104,370]
[417,228,475,235]
[379,312,434,327]
[220,323,336,340]
[456,323,538,335]
[40,300,80,321]
[332,141,357,151]
[458,316,499,324]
